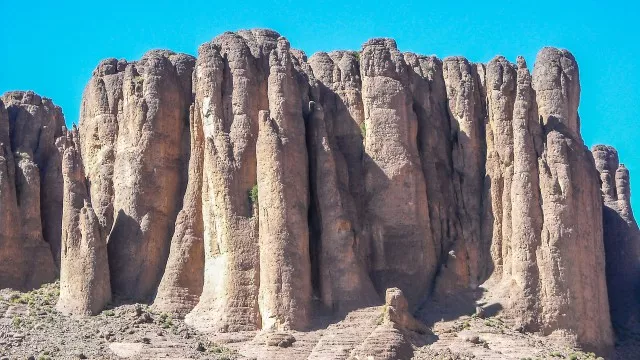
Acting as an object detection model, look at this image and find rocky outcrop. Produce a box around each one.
[153,104,205,316]
[531,48,612,351]
[467,50,613,352]
[435,56,487,294]
[0,91,60,290]
[360,39,436,307]
[3,30,636,357]
[57,128,111,315]
[307,100,378,313]
[79,51,195,301]
[186,33,262,331]
[351,288,429,360]
[593,145,640,332]
[257,36,312,330]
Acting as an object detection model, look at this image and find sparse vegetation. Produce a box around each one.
[159,312,174,328]
[360,121,367,139]
[249,184,259,206]
[12,315,23,327]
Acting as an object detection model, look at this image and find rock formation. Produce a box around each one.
[152,104,205,316]
[351,288,429,360]
[79,51,195,301]
[185,33,263,331]
[360,39,436,308]
[2,30,637,357]
[307,100,378,313]
[57,128,111,315]
[593,145,640,333]
[0,91,60,290]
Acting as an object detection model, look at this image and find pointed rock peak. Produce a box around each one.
[593,145,620,173]
[516,55,527,69]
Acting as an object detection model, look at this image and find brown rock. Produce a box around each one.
[501,56,544,328]
[257,36,312,329]
[307,100,378,313]
[56,128,111,315]
[0,99,24,290]
[383,288,429,334]
[435,56,487,293]
[80,50,195,301]
[404,53,461,286]
[0,91,59,290]
[186,33,261,331]
[593,145,640,331]
[532,48,613,351]
[360,38,436,307]
[78,58,124,235]
[153,103,205,316]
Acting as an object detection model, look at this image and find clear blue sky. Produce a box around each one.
[1,0,638,212]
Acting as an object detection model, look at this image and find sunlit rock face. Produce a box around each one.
[4,30,635,356]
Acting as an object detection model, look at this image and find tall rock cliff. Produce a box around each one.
[79,51,195,301]
[0,91,60,290]
[2,30,637,356]
[360,39,436,307]
[593,145,640,333]
[57,127,111,315]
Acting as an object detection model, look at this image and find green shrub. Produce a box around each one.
[360,122,367,139]
[249,184,259,205]
[12,316,22,327]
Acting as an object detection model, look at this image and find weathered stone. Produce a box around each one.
[360,38,436,307]
[80,50,195,301]
[404,53,461,284]
[383,288,429,334]
[593,145,640,333]
[256,37,312,331]
[0,99,23,290]
[307,100,378,313]
[0,91,60,289]
[531,47,613,351]
[57,128,111,315]
[152,103,205,316]
[186,33,261,331]
[435,56,487,294]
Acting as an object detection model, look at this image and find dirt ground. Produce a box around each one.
[0,283,624,359]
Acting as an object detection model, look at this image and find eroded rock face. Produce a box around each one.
[57,128,111,315]
[0,91,60,290]
[532,48,612,351]
[307,100,378,313]
[186,33,262,331]
[2,30,632,357]
[79,51,195,301]
[153,104,205,317]
[351,288,429,360]
[360,39,436,308]
[593,145,640,332]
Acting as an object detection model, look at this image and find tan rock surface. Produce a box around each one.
[0,91,60,290]
[57,128,111,315]
[532,48,613,352]
[307,100,378,313]
[436,56,487,294]
[360,38,436,307]
[0,98,24,290]
[153,104,205,316]
[78,51,195,301]
[186,33,261,331]
[593,145,640,332]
